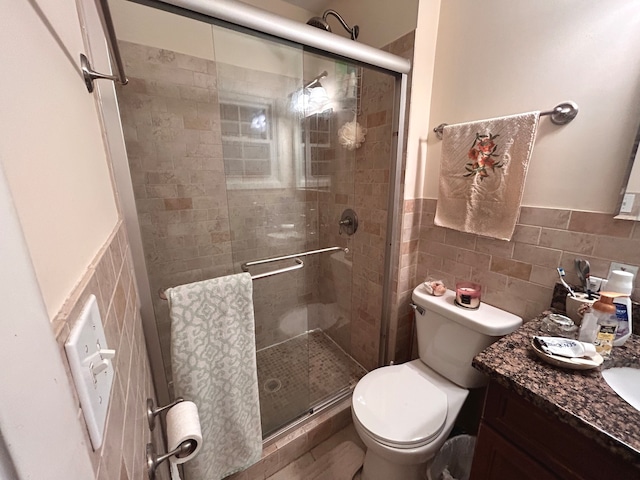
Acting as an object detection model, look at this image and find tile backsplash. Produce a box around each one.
[52,221,160,480]
[392,199,640,362]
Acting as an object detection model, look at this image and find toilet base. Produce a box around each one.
[361,448,427,480]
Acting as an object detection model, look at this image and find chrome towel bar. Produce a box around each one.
[81,0,128,93]
[432,101,579,140]
[158,247,345,299]
[241,246,346,271]
[248,257,304,280]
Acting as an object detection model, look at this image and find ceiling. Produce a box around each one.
[280,0,331,14]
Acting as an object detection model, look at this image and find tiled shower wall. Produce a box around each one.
[393,199,640,362]
[117,32,415,375]
[52,221,161,480]
[117,42,315,380]
[312,32,415,371]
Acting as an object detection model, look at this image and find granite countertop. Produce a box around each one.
[473,316,640,468]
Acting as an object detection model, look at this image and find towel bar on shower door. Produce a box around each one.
[158,246,346,299]
[241,246,346,271]
[244,257,304,280]
[158,258,305,300]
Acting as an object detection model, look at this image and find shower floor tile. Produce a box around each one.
[257,329,367,437]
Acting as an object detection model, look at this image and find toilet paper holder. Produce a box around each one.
[146,439,197,480]
[147,397,184,430]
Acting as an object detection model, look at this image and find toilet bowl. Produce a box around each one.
[352,361,468,480]
[351,286,522,480]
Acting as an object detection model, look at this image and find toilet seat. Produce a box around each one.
[352,364,448,449]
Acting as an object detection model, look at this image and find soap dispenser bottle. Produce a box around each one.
[603,270,634,346]
[578,294,616,344]
[592,294,618,358]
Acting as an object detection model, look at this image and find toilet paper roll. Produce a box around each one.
[170,462,182,480]
[566,293,597,326]
[166,401,202,464]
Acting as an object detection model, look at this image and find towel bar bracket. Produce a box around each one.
[80,0,128,93]
[81,54,128,93]
[542,101,579,126]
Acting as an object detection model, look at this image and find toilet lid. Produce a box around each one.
[353,365,448,447]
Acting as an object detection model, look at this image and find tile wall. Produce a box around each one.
[52,221,163,480]
[117,32,415,376]
[393,199,640,361]
[380,32,415,365]
[117,36,414,374]
[117,42,315,381]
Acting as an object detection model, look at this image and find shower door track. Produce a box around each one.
[262,386,353,446]
[132,0,411,75]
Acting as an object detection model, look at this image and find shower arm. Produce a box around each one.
[304,70,328,89]
[323,10,359,41]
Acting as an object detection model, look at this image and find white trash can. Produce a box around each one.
[428,435,476,480]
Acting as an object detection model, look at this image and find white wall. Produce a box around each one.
[0,165,94,479]
[323,0,419,48]
[404,0,441,199]
[241,0,315,23]
[417,0,640,212]
[1,0,119,318]
[110,0,217,59]
[110,0,307,77]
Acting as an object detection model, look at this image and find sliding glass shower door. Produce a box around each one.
[212,26,362,436]
[115,3,396,438]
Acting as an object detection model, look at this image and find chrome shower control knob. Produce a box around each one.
[339,209,358,236]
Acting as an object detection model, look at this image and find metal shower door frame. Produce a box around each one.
[119,0,411,401]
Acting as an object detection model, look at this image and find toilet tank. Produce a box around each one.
[411,286,522,388]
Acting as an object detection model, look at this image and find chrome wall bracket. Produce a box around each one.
[543,101,579,125]
[147,397,183,430]
[80,0,128,93]
[146,440,196,480]
[81,54,127,93]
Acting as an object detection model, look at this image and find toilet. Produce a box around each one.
[352,285,522,480]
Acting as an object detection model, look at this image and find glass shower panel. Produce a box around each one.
[300,50,361,408]
[211,25,312,436]
[115,1,386,439]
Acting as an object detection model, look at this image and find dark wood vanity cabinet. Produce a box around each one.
[470,381,638,480]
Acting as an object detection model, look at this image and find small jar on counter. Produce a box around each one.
[540,313,578,339]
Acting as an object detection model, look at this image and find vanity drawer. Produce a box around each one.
[479,381,638,480]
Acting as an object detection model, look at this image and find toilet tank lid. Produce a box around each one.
[412,286,522,336]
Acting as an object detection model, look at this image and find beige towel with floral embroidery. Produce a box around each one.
[434,112,540,240]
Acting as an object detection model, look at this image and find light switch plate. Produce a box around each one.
[65,294,115,450]
[620,193,635,213]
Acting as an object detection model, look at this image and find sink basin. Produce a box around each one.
[602,367,640,412]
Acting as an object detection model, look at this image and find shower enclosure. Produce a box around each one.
[113,0,409,439]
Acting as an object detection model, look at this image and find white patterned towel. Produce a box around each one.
[167,273,262,480]
[435,112,539,240]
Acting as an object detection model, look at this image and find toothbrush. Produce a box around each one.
[557,267,576,298]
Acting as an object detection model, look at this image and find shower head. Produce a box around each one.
[304,70,328,89]
[306,9,359,41]
[306,16,330,32]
